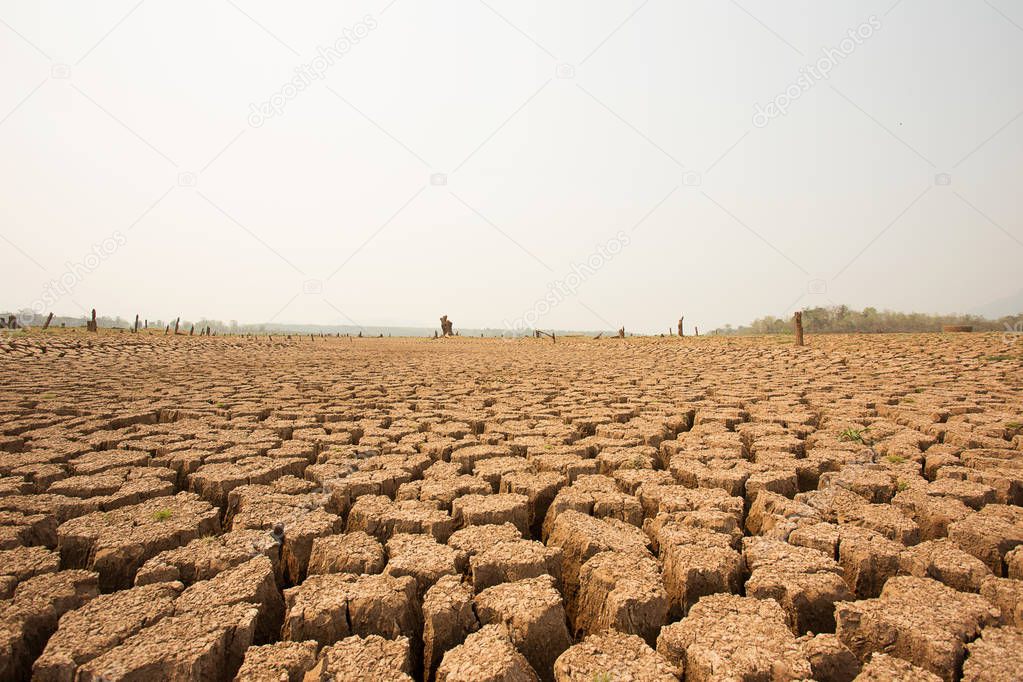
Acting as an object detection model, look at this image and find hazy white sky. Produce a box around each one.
[2,0,1021,332]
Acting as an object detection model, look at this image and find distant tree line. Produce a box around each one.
[712,305,1023,335]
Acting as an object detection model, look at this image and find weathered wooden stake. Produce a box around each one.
[173,317,180,335]
[43,313,53,330]
[87,309,98,332]
[794,312,804,346]
[133,315,139,333]
[678,315,684,337]
[189,325,194,336]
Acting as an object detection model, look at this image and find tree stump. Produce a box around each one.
[794,312,804,346]
[618,327,625,339]
[678,316,684,337]
[440,315,454,337]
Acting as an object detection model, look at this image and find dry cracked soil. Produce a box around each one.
[1,330,1022,681]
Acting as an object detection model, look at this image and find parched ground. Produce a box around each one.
[1,330,1022,681]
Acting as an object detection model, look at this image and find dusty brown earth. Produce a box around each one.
[1,330,1022,681]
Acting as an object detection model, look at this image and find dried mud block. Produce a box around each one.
[836,527,904,598]
[0,570,99,681]
[436,624,538,682]
[656,594,811,682]
[413,476,493,511]
[0,546,59,599]
[474,575,572,682]
[612,468,674,496]
[553,631,680,682]
[643,510,742,553]
[308,531,386,576]
[545,511,650,610]
[835,576,998,681]
[661,530,741,618]
[452,493,529,535]
[234,640,318,682]
[743,536,853,634]
[595,447,656,474]
[385,533,466,594]
[470,537,562,593]
[474,456,531,492]
[853,653,941,682]
[542,475,644,539]
[74,603,259,682]
[798,633,860,682]
[746,490,821,539]
[1006,545,1023,579]
[500,471,566,536]
[0,507,58,550]
[789,522,841,559]
[962,626,1023,682]
[282,572,419,649]
[325,469,413,516]
[449,445,510,473]
[837,500,921,545]
[175,556,284,644]
[924,477,996,510]
[671,458,757,498]
[891,489,971,541]
[32,582,182,682]
[636,484,744,527]
[189,456,308,507]
[57,492,220,591]
[948,504,1023,576]
[573,550,667,646]
[447,522,523,557]
[346,495,455,543]
[898,539,992,592]
[308,635,413,681]
[819,466,898,504]
[529,454,597,484]
[979,576,1023,627]
[423,576,478,682]
[135,529,281,587]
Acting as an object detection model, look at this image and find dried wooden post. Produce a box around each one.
[133,315,139,333]
[86,309,98,332]
[678,315,684,337]
[189,325,194,336]
[164,325,169,334]
[144,319,148,329]
[794,312,804,346]
[173,317,180,335]
[695,326,699,336]
[43,313,53,330]
[618,327,625,339]
[206,326,211,336]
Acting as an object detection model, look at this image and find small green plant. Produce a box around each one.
[593,673,613,682]
[215,402,227,409]
[913,387,924,393]
[839,428,867,444]
[984,355,1012,362]
[885,454,907,465]
[1006,421,1022,432]
[151,509,173,522]
[39,392,55,399]
[896,480,909,492]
